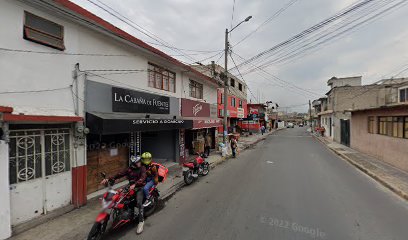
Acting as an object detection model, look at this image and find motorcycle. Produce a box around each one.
[182,153,210,185]
[87,173,159,240]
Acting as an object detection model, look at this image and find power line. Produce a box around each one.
[233,0,300,47]
[229,53,258,103]
[0,47,129,56]
[256,0,405,68]
[231,51,321,98]
[0,86,71,95]
[231,0,377,71]
[86,0,208,65]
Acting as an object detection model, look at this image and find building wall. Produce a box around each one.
[0,0,191,117]
[333,111,351,143]
[181,74,218,104]
[0,141,11,239]
[216,89,248,118]
[351,108,408,172]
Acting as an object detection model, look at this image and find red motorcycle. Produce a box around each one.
[182,153,210,185]
[87,173,159,240]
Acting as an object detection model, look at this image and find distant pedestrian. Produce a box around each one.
[204,134,212,157]
[230,136,238,158]
[261,125,266,135]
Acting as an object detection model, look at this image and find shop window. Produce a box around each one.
[399,87,408,103]
[24,11,65,50]
[239,83,243,91]
[368,116,375,134]
[220,93,224,104]
[239,100,243,108]
[148,63,176,93]
[189,80,203,99]
[230,78,235,87]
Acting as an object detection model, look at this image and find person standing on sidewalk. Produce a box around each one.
[204,133,212,157]
[261,125,266,135]
[230,136,238,158]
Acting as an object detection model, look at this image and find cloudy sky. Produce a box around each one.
[72,0,408,112]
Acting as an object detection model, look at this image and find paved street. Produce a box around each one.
[106,127,408,240]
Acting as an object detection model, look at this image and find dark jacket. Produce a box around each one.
[113,166,147,187]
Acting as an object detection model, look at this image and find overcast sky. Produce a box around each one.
[72,0,408,112]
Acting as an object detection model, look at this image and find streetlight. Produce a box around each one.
[223,15,252,145]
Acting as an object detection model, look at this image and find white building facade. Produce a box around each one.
[0,0,218,238]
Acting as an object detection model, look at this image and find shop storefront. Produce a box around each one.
[85,81,191,194]
[181,98,222,162]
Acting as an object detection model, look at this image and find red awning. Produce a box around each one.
[192,118,222,129]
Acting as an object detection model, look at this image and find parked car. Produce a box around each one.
[287,123,294,128]
[299,123,304,127]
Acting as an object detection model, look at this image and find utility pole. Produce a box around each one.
[309,100,312,131]
[222,15,252,145]
[223,28,229,145]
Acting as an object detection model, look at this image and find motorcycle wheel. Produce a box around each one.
[144,196,158,217]
[201,163,210,176]
[184,172,194,185]
[87,222,103,240]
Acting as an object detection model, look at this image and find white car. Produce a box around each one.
[287,123,294,128]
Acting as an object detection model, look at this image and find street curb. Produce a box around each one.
[9,132,277,238]
[312,135,408,202]
[161,134,271,200]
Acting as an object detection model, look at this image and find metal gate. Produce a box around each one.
[9,128,72,225]
[340,119,350,147]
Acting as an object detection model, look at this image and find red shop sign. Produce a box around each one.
[181,98,210,117]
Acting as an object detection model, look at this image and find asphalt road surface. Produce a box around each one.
[108,127,408,240]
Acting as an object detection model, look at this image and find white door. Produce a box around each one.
[9,129,72,225]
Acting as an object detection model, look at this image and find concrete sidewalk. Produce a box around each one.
[314,134,408,201]
[10,130,277,240]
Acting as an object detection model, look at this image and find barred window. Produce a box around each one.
[24,11,65,50]
[148,63,176,93]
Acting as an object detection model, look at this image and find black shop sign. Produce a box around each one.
[112,87,170,114]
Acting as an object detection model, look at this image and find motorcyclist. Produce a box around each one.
[100,155,146,234]
[140,152,159,207]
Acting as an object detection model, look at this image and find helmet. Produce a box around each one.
[130,155,141,166]
[141,152,152,165]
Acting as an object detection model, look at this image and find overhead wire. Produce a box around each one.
[230,0,376,71]
[231,51,321,98]
[233,0,300,47]
[257,0,405,68]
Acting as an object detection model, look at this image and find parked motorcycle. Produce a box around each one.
[87,173,159,240]
[182,153,210,185]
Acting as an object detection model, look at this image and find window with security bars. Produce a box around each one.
[9,129,71,184]
[189,80,203,99]
[148,63,176,92]
[23,11,65,50]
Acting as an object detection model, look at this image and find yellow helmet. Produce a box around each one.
[141,152,152,165]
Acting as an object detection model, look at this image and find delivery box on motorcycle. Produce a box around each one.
[152,162,168,183]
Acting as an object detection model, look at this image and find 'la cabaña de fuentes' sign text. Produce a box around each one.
[112,87,170,114]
